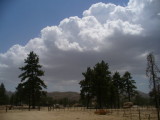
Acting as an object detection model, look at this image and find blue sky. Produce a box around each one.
[0,0,159,93]
[0,0,128,53]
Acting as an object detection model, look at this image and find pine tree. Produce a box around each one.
[122,71,137,102]
[112,72,123,108]
[0,83,9,105]
[146,53,160,120]
[79,67,94,108]
[18,51,47,109]
[79,61,111,109]
[93,60,111,108]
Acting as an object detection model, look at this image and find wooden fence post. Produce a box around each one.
[6,106,7,112]
[148,114,150,120]
[139,109,141,120]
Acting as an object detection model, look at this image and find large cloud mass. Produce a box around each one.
[0,0,160,92]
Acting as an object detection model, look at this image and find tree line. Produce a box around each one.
[0,51,159,111]
[79,60,137,109]
[0,83,9,105]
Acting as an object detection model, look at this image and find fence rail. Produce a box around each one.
[0,106,158,120]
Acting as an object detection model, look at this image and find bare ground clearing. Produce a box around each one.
[0,109,122,120]
[0,107,157,120]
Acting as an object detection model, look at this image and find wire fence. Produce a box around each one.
[0,105,158,120]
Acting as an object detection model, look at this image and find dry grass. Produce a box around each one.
[0,108,122,120]
[0,107,158,120]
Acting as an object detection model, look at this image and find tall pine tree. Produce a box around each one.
[122,71,137,102]
[18,51,47,109]
[146,53,160,120]
[92,61,111,108]
[79,67,94,108]
[112,72,123,108]
[0,83,9,105]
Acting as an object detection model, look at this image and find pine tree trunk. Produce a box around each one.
[150,57,160,120]
[29,95,31,111]
[32,88,35,109]
[117,93,120,108]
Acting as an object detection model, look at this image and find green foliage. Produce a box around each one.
[0,83,9,105]
[80,60,111,108]
[80,60,138,109]
[112,72,123,108]
[79,67,94,108]
[39,95,53,106]
[134,93,150,106]
[93,61,111,108]
[58,98,70,107]
[17,51,47,108]
[122,71,137,102]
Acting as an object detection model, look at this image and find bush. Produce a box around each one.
[94,109,108,115]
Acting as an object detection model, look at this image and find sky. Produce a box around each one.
[0,0,160,93]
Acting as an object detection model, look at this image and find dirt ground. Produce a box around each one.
[0,107,158,120]
[0,108,123,120]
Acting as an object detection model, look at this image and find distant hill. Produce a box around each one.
[47,91,80,101]
[5,90,149,101]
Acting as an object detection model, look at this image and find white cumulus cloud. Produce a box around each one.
[0,0,160,92]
